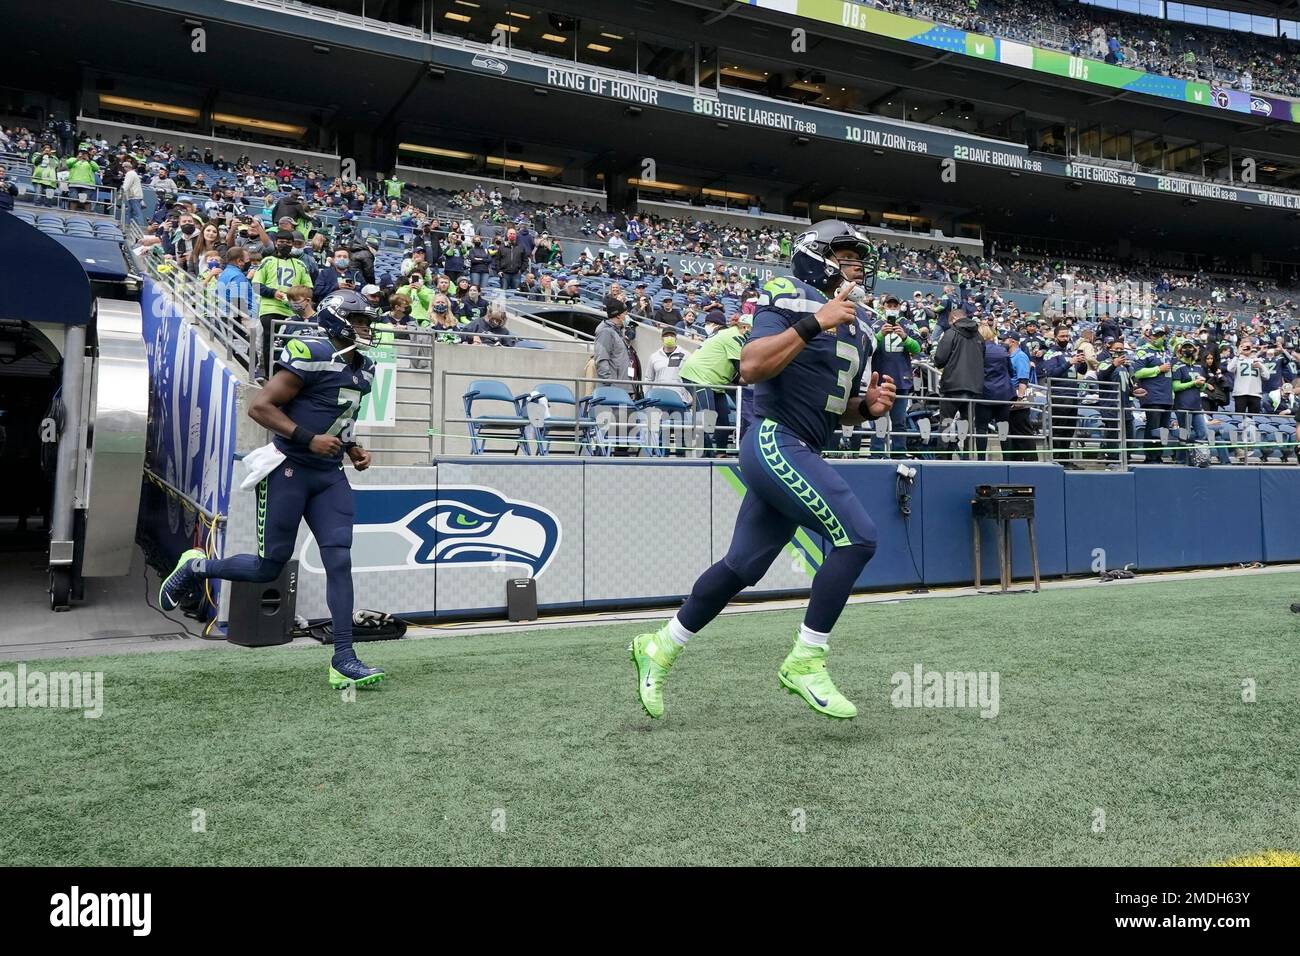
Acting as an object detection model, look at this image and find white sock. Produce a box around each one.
[666,615,695,647]
[798,623,829,649]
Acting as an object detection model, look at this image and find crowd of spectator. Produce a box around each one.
[875,0,1300,98]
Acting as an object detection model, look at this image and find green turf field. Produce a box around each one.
[3,571,1298,866]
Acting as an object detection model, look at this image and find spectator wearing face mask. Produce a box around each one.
[282,286,319,336]
[314,245,365,303]
[1133,327,1175,463]
[495,229,528,292]
[1171,341,1210,462]
[644,326,689,404]
[251,230,313,379]
[464,302,517,347]
[429,295,464,345]
[871,295,921,457]
[169,214,201,273]
[468,237,492,291]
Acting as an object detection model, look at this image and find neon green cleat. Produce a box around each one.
[328,659,386,689]
[629,626,682,719]
[159,548,206,611]
[778,639,857,720]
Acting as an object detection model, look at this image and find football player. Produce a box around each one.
[630,220,896,720]
[160,289,385,689]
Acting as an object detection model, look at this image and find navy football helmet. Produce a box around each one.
[316,288,376,353]
[790,220,879,300]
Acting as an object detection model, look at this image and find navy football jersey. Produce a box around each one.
[749,276,875,451]
[272,337,375,470]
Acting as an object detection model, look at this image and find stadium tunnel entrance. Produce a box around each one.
[0,323,61,552]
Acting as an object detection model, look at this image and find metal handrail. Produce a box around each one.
[440,368,743,458]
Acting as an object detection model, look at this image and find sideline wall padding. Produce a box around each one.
[836,461,926,591]
[585,459,712,603]
[1132,466,1262,570]
[1261,469,1300,562]
[1062,472,1137,574]
[1007,464,1068,579]
[919,462,1009,585]
[220,456,1288,624]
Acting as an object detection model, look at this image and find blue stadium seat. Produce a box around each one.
[463,380,532,455]
[522,382,595,456]
[578,386,645,456]
[638,387,694,457]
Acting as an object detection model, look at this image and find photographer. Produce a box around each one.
[871,295,920,457]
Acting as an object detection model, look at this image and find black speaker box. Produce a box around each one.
[226,560,297,647]
[507,578,537,622]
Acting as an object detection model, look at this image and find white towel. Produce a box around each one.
[239,442,287,492]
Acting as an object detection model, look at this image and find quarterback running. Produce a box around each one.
[159,289,386,689]
[630,220,896,720]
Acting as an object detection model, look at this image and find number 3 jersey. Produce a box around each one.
[750,276,875,451]
[272,337,376,470]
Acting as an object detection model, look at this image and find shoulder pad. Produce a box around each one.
[761,276,798,300]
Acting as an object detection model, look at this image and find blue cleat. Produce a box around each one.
[159,548,206,611]
[328,656,386,689]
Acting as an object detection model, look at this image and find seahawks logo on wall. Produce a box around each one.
[297,486,561,576]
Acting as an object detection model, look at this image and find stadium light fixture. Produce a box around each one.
[793,135,811,146]
[98,95,200,121]
[600,32,624,40]
[445,12,472,23]
[212,113,307,137]
[586,43,612,52]
[453,1,480,6]
[313,44,330,54]
[494,22,520,33]
[508,11,531,19]
[398,143,476,161]
[541,33,567,43]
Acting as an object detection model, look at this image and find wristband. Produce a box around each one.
[291,426,315,446]
[856,396,872,419]
[794,314,821,344]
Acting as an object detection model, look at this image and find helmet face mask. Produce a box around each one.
[791,220,879,300]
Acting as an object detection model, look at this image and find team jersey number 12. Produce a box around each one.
[824,341,861,415]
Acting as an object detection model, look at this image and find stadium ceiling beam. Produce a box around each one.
[910,52,954,71]
[702,2,744,26]
[1086,90,1130,105]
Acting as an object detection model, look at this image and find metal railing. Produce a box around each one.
[126,221,258,376]
[440,369,743,459]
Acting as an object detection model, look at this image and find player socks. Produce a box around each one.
[804,543,873,632]
[320,545,357,664]
[798,623,829,649]
[676,559,747,633]
[667,615,694,647]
